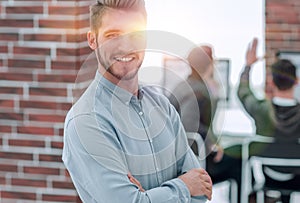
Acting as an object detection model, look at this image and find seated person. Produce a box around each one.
[238,38,300,203]
[169,45,242,202]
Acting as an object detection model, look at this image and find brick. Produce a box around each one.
[29,87,67,97]
[37,73,76,83]
[17,126,54,136]
[38,19,88,30]
[9,139,45,148]
[0,163,18,172]
[6,6,43,14]
[39,19,76,29]
[0,19,33,28]
[11,178,47,187]
[42,194,79,202]
[0,151,33,160]
[52,180,75,189]
[23,166,60,175]
[0,125,12,133]
[0,72,33,81]
[0,176,5,184]
[49,5,89,16]
[20,100,72,111]
[66,33,87,43]
[39,154,62,162]
[0,45,8,53]
[0,87,23,94]
[49,6,77,15]
[58,128,64,136]
[0,99,14,108]
[0,33,18,41]
[51,60,79,70]
[0,112,24,120]
[56,48,77,57]
[24,33,62,42]
[77,19,90,29]
[266,13,299,24]
[78,5,90,15]
[28,114,66,123]
[267,2,291,11]
[1,191,36,200]
[8,59,45,69]
[14,46,51,56]
[51,141,63,149]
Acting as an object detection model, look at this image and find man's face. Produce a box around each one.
[93,8,146,81]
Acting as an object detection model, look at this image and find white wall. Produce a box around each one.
[141,0,265,89]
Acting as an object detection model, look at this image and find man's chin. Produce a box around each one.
[107,68,139,81]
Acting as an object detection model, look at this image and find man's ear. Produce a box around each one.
[87,31,97,50]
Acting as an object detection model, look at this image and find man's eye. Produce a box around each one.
[106,33,120,39]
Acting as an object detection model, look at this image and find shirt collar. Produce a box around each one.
[95,71,144,105]
[272,97,297,107]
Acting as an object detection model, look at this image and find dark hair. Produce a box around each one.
[90,0,146,34]
[271,59,297,90]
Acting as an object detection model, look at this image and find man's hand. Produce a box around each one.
[128,172,145,192]
[246,38,259,66]
[178,168,212,200]
[211,144,224,163]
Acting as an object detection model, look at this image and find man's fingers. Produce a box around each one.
[128,173,145,192]
[251,38,258,50]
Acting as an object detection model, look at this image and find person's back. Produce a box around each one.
[168,45,218,145]
[237,38,300,203]
[238,43,300,141]
[169,45,242,202]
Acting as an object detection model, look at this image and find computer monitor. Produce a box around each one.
[276,51,300,74]
[214,59,230,101]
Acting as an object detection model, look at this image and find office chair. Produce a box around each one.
[241,135,300,203]
[186,132,238,203]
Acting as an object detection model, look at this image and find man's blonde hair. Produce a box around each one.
[90,0,146,34]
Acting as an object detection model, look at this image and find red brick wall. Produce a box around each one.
[0,0,92,202]
[1,0,298,202]
[265,0,300,97]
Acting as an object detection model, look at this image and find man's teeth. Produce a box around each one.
[115,57,133,62]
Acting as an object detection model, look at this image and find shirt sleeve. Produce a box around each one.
[62,112,205,203]
[237,66,265,118]
[238,66,273,114]
[167,101,208,202]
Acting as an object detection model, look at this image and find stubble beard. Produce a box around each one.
[106,62,141,81]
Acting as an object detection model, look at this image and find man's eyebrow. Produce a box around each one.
[103,29,121,35]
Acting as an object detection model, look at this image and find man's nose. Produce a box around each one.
[116,32,146,53]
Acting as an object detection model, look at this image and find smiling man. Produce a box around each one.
[62,0,212,202]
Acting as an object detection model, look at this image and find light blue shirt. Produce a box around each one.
[62,71,206,203]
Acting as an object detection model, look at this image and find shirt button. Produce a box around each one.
[149,139,153,143]
[139,111,143,116]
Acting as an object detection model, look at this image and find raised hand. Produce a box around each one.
[246,38,259,66]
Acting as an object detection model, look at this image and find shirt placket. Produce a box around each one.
[131,98,163,185]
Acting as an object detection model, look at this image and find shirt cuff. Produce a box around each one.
[147,178,191,203]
